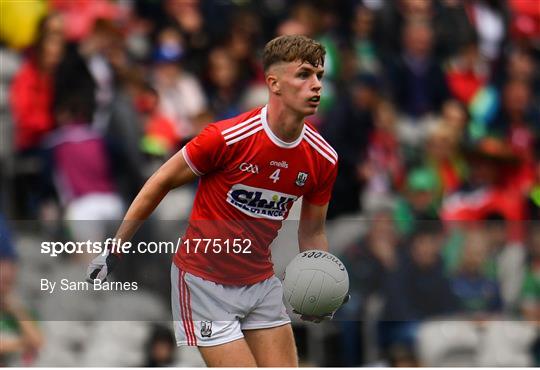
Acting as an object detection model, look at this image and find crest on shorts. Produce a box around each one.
[295,172,308,187]
[201,320,212,338]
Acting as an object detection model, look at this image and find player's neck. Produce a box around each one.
[266,102,305,143]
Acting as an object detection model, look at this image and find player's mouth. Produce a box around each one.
[308,96,320,105]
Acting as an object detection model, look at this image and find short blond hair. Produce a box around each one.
[262,35,325,72]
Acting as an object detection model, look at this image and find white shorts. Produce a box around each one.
[170,264,291,347]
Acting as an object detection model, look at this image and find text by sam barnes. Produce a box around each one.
[40,278,138,293]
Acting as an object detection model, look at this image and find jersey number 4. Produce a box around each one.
[269,169,280,183]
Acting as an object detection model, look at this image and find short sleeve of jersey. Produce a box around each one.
[303,161,338,206]
[182,124,226,175]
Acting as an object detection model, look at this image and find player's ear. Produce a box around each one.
[266,70,281,95]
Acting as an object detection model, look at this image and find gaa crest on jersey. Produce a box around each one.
[201,321,212,338]
[295,172,308,187]
[239,162,259,174]
[227,184,298,220]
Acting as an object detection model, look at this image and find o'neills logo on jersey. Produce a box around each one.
[270,160,288,168]
[226,184,298,220]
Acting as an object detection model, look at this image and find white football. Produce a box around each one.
[283,250,349,316]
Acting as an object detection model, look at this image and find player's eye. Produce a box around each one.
[297,72,309,79]
[317,73,324,80]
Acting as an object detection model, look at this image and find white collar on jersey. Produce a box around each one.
[261,105,306,149]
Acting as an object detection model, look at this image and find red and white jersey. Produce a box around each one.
[173,106,338,285]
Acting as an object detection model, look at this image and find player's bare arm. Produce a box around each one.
[298,200,330,253]
[295,200,350,323]
[86,151,198,282]
[113,150,198,242]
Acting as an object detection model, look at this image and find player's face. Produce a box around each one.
[276,61,324,116]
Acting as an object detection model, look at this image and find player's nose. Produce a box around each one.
[311,76,322,91]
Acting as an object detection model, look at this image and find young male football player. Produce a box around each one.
[87,35,338,366]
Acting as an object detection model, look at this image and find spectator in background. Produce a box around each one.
[444,140,526,247]
[78,19,123,131]
[350,5,380,77]
[121,7,154,63]
[493,78,539,138]
[450,228,503,315]
[445,212,527,311]
[288,1,342,80]
[105,92,147,202]
[60,46,147,205]
[286,1,342,117]
[10,16,64,153]
[48,0,124,42]
[385,221,457,318]
[440,99,469,139]
[0,223,43,366]
[0,261,43,366]
[222,9,265,85]
[339,208,399,366]
[423,121,467,196]
[442,137,526,226]
[491,80,539,193]
[321,74,378,218]
[373,0,435,59]
[9,14,65,218]
[163,0,212,76]
[137,83,180,159]
[359,100,404,211]
[276,18,308,39]
[143,325,177,367]
[342,208,399,316]
[151,26,209,143]
[496,48,539,102]
[482,214,527,311]
[379,222,458,355]
[386,19,449,120]
[434,0,478,60]
[42,79,123,245]
[204,47,243,120]
[445,39,491,107]
[394,167,440,236]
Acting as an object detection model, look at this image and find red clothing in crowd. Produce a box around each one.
[446,68,487,104]
[436,158,463,195]
[10,60,55,151]
[510,0,540,40]
[366,130,404,189]
[48,0,123,41]
[441,185,526,241]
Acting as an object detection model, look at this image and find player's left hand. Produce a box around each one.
[294,293,350,323]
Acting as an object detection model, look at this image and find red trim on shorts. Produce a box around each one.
[179,271,195,345]
[181,272,197,346]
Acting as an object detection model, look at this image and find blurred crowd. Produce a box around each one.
[1,0,540,367]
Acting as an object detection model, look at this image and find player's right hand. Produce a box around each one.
[86,252,120,283]
[293,310,334,323]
